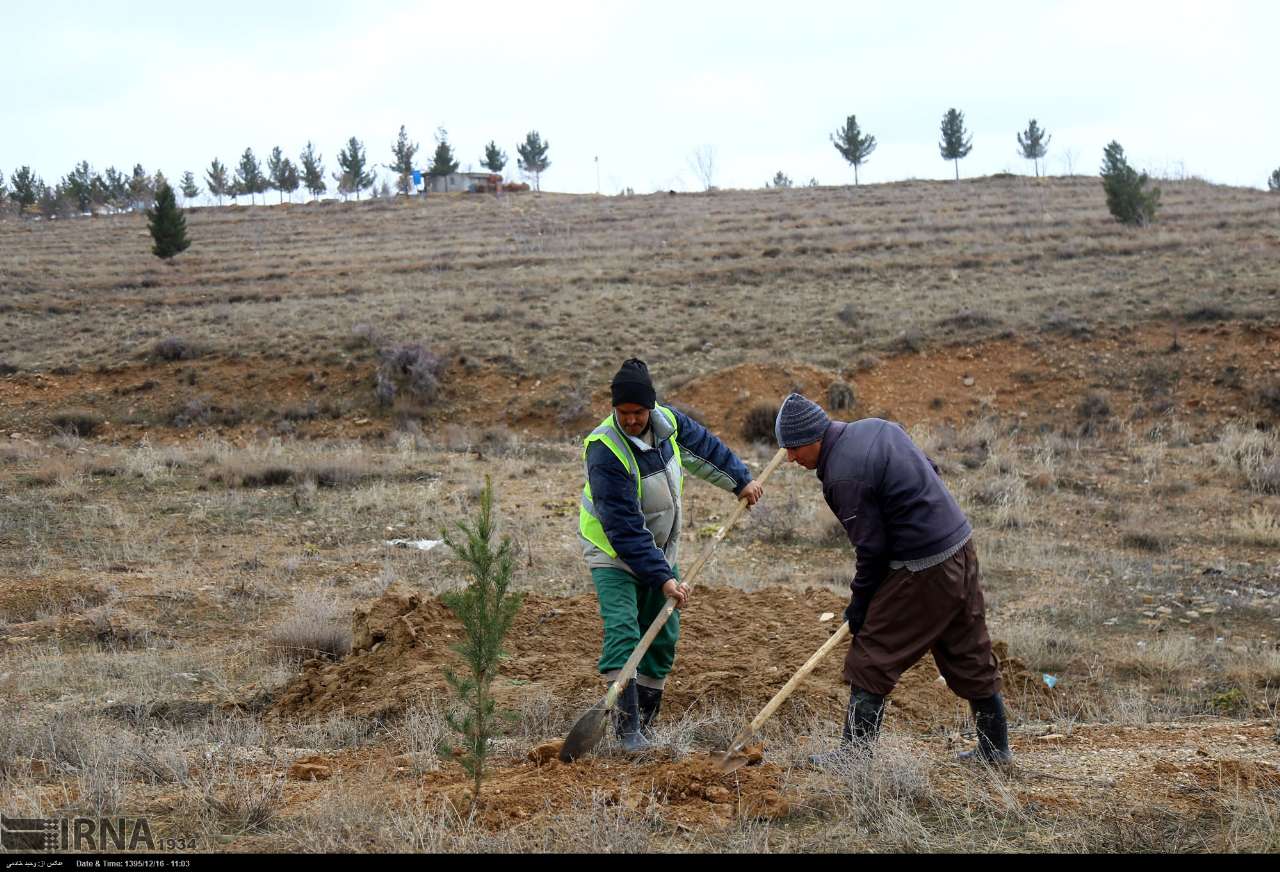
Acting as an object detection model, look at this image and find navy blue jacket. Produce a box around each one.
[586,407,753,587]
[817,419,972,631]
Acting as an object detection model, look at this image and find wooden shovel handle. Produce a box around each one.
[604,447,788,708]
[723,621,851,759]
[680,446,787,589]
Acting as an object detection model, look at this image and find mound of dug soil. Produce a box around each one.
[270,584,1046,736]
[423,750,790,831]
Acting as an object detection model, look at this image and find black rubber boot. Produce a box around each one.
[810,687,885,767]
[958,693,1013,766]
[636,685,663,737]
[613,681,651,754]
[844,687,886,746]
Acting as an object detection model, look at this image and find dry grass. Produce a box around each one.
[267,590,353,663]
[3,170,1280,851]
[1230,507,1280,548]
[2,179,1276,388]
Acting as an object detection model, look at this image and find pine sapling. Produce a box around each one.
[1100,141,1160,227]
[147,181,191,259]
[440,476,524,811]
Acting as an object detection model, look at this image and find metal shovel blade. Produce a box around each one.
[558,699,610,762]
[717,751,750,775]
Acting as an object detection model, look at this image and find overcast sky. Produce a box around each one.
[4,0,1278,200]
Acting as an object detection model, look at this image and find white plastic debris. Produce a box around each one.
[383,539,443,551]
[1042,673,1058,689]
[819,612,835,623]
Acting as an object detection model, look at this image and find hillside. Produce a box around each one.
[1,178,1278,852]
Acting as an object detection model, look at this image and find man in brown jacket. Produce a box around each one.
[775,393,1011,766]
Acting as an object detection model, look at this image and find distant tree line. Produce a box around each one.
[0,127,553,217]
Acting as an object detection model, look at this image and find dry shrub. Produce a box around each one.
[836,303,865,326]
[376,343,445,408]
[1256,381,1280,416]
[210,455,373,489]
[1214,424,1280,494]
[1124,635,1200,679]
[1076,392,1112,436]
[795,736,934,842]
[969,473,1030,529]
[995,618,1080,673]
[556,383,591,427]
[855,353,880,372]
[23,455,81,486]
[827,380,856,412]
[1120,526,1174,553]
[1183,305,1234,323]
[280,713,385,750]
[1230,507,1280,548]
[1042,310,1092,338]
[937,308,1000,331]
[747,493,807,544]
[1222,641,1280,691]
[890,328,924,354]
[267,590,352,663]
[49,408,103,436]
[169,396,243,429]
[741,403,779,443]
[152,336,202,361]
[194,764,285,835]
[394,698,452,773]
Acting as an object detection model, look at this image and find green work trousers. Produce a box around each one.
[592,566,680,681]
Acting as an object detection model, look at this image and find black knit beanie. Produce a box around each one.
[610,358,656,409]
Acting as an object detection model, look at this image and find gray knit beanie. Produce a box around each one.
[774,393,831,448]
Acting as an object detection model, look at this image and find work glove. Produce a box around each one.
[844,601,866,637]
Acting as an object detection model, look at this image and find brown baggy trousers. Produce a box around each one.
[843,539,1001,700]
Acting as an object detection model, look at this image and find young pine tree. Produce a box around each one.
[299,142,326,200]
[516,131,550,191]
[334,137,374,200]
[939,108,974,180]
[481,141,507,174]
[179,171,201,203]
[1268,168,1280,193]
[266,147,287,203]
[1017,119,1051,177]
[147,181,191,259]
[235,148,266,205]
[64,161,97,213]
[205,158,229,206]
[768,171,793,189]
[129,164,154,210]
[390,125,419,195]
[428,127,459,178]
[440,477,524,811]
[1100,141,1160,227]
[10,166,40,215]
[831,114,877,185]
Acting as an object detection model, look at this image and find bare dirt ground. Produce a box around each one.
[1,177,1278,852]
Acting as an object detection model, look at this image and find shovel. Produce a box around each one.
[559,446,787,763]
[717,620,851,773]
